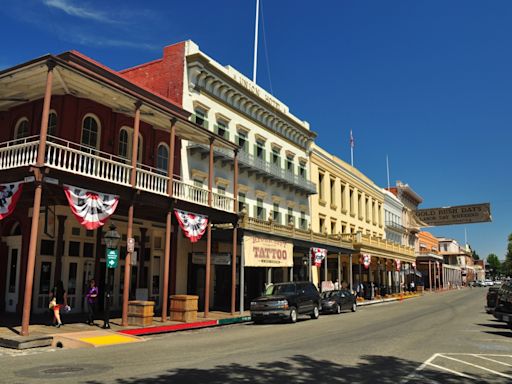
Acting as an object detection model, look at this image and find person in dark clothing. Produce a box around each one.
[85,279,98,326]
[49,280,68,328]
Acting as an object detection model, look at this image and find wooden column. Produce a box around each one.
[231,149,238,314]
[161,119,176,322]
[21,60,54,336]
[204,138,214,317]
[121,101,141,327]
[428,260,432,292]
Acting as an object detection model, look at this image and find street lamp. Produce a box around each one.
[103,224,120,329]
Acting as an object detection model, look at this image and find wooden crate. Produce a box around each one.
[170,295,198,311]
[128,300,155,317]
[170,310,197,323]
[128,315,153,326]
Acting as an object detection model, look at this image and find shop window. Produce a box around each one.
[68,241,80,257]
[156,143,169,174]
[40,240,55,256]
[14,118,29,140]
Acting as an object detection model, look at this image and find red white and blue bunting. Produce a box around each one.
[311,247,327,267]
[174,209,208,243]
[361,254,371,269]
[395,259,401,272]
[63,184,119,230]
[0,181,23,221]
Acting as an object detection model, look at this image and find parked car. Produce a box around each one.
[250,282,321,324]
[486,286,500,314]
[484,279,495,287]
[493,281,512,326]
[320,289,357,314]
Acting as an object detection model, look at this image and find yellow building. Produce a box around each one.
[309,144,416,296]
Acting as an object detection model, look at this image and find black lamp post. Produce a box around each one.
[103,224,120,329]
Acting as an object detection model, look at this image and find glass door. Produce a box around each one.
[4,236,21,312]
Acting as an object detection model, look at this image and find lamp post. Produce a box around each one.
[103,224,120,329]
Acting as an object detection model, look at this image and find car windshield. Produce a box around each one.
[321,291,336,299]
[265,284,296,296]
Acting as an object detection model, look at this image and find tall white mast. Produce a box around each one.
[386,155,390,190]
[252,0,260,83]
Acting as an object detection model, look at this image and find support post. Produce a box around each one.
[122,101,141,327]
[337,253,341,288]
[428,260,432,292]
[231,149,239,314]
[204,223,212,317]
[349,254,353,292]
[20,60,54,336]
[162,119,176,322]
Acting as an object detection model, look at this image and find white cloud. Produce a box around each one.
[43,0,114,23]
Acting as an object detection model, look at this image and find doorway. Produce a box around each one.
[4,236,21,313]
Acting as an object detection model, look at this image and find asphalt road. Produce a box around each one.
[2,288,512,384]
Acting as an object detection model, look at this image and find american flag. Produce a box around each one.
[350,129,354,149]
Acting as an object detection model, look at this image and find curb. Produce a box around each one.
[357,294,421,307]
[118,316,252,337]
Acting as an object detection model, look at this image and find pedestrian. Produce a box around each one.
[410,280,415,292]
[49,280,68,328]
[85,279,99,326]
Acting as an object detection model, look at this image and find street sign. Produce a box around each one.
[415,203,492,226]
[106,248,119,269]
[127,237,135,253]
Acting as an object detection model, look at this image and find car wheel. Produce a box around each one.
[311,305,320,319]
[289,307,297,323]
[336,304,342,314]
[351,302,357,312]
[253,318,263,325]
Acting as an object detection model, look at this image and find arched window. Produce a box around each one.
[156,143,169,174]
[118,128,129,158]
[81,115,100,149]
[48,111,57,136]
[14,118,29,140]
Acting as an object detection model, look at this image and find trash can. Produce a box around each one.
[170,295,198,322]
[128,300,155,326]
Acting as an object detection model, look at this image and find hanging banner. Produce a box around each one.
[243,235,293,267]
[412,262,416,269]
[395,259,401,272]
[63,185,119,230]
[0,181,23,221]
[174,209,208,243]
[311,247,327,267]
[361,254,371,269]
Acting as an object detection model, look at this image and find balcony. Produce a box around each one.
[240,216,354,250]
[188,143,317,194]
[0,136,234,214]
[353,233,416,260]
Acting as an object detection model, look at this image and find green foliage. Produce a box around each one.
[503,233,512,276]
[487,253,501,277]
[472,250,480,260]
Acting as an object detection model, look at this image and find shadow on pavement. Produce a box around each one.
[84,354,471,384]
[477,322,511,330]
[483,330,512,338]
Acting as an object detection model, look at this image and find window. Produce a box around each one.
[118,127,143,161]
[71,227,81,236]
[272,150,281,167]
[331,221,337,234]
[238,192,246,213]
[256,198,265,220]
[215,120,229,140]
[340,183,346,211]
[194,109,208,128]
[83,243,95,258]
[237,131,248,151]
[330,178,336,206]
[341,224,347,234]
[156,143,169,174]
[255,141,265,160]
[287,208,294,227]
[68,241,80,257]
[48,112,57,136]
[349,188,354,215]
[318,172,325,201]
[366,197,370,222]
[372,201,377,224]
[286,157,294,173]
[217,186,226,195]
[86,230,94,237]
[81,115,100,149]
[119,128,129,158]
[358,193,363,219]
[14,118,29,140]
[273,203,281,223]
[319,217,325,233]
[300,211,307,230]
[40,240,55,256]
[193,179,204,188]
[299,165,306,179]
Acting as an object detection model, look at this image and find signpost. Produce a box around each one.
[415,203,492,226]
[106,248,119,269]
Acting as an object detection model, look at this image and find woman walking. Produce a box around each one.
[85,279,98,326]
[49,280,68,328]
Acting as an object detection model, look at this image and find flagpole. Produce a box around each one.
[386,155,390,190]
[350,129,354,167]
[253,0,260,83]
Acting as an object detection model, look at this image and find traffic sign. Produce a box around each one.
[106,248,119,269]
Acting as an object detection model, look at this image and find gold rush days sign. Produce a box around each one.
[243,235,293,267]
[415,203,492,226]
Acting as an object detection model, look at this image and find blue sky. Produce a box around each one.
[1,0,510,260]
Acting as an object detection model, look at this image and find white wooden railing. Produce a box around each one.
[0,137,236,213]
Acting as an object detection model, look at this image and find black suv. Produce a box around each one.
[486,286,500,314]
[493,281,512,326]
[250,282,321,324]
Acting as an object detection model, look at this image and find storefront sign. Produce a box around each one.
[192,253,232,266]
[243,235,293,267]
[415,203,492,226]
[310,248,327,267]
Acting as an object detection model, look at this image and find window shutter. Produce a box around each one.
[254,144,258,157]
[262,208,266,220]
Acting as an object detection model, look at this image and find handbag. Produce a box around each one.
[49,297,57,309]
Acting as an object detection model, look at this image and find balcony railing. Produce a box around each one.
[353,233,415,258]
[188,143,316,194]
[0,137,235,214]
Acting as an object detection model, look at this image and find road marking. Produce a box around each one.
[426,362,473,379]
[399,353,441,384]
[472,354,512,367]
[439,354,512,379]
[79,334,140,346]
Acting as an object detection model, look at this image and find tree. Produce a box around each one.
[472,250,480,261]
[487,253,501,278]
[504,233,512,277]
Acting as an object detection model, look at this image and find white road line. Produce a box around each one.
[399,353,441,384]
[442,353,512,357]
[425,362,474,379]
[472,354,512,367]
[439,354,512,379]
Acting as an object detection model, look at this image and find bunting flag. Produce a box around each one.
[361,254,371,269]
[395,259,401,272]
[63,184,119,230]
[174,209,208,243]
[311,247,327,267]
[412,262,416,269]
[0,181,23,221]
